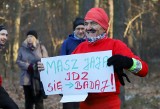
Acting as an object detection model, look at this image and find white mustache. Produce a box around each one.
[86,29,96,33]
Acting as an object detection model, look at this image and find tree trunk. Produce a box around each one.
[108,0,114,38]
[75,0,79,16]
[79,0,94,17]
[11,0,22,70]
[94,0,99,7]
[113,0,130,108]
[113,0,129,40]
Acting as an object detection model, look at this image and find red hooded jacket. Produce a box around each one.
[0,75,2,86]
[72,37,148,109]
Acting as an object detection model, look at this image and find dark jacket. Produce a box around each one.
[60,33,85,55]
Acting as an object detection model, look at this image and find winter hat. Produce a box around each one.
[73,17,84,30]
[0,25,6,31]
[26,30,38,39]
[84,8,109,31]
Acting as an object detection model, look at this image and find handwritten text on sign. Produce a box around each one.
[40,50,115,95]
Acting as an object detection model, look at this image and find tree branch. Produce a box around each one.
[124,10,150,37]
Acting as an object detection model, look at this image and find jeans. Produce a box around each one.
[0,86,19,109]
[23,85,44,109]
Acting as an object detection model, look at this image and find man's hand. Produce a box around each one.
[37,61,45,72]
[115,68,131,86]
[107,55,133,69]
[107,55,133,85]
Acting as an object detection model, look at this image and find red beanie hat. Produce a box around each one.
[84,8,109,31]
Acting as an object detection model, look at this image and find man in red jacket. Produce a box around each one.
[0,25,19,109]
[37,8,148,109]
[71,8,148,109]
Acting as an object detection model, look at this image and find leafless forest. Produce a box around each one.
[0,0,160,109]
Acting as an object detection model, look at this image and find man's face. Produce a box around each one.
[74,25,85,39]
[84,20,105,38]
[0,30,8,46]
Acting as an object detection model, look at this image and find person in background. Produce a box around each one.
[60,17,85,55]
[71,7,148,109]
[16,30,48,109]
[0,25,19,109]
[60,17,85,109]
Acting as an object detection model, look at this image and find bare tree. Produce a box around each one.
[108,0,114,38]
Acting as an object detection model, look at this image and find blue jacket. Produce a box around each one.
[60,33,85,55]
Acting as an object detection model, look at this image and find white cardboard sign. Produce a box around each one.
[40,50,115,102]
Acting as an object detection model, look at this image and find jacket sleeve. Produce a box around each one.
[113,40,148,77]
[60,40,68,55]
[16,48,30,70]
[0,75,2,86]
